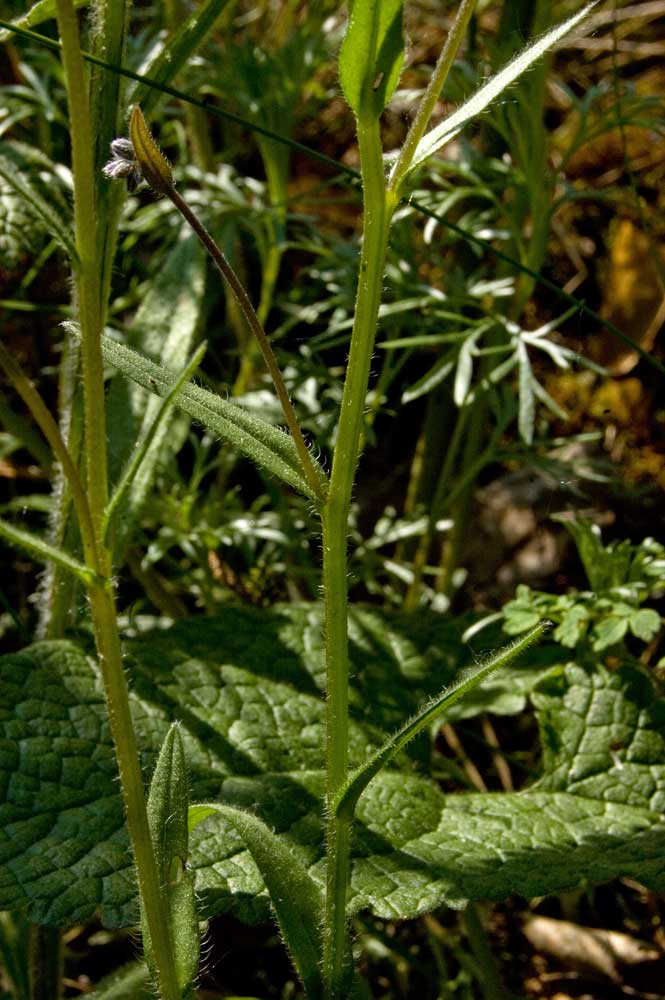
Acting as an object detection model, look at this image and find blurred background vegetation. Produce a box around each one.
[0,0,664,996]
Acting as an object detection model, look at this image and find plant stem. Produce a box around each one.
[54,4,180,998]
[388,0,477,194]
[463,902,505,1000]
[164,185,326,503]
[321,117,391,1000]
[29,925,62,1000]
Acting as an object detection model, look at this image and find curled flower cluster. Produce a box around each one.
[102,138,143,191]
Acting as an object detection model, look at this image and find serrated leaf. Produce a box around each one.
[339,0,405,120]
[2,608,663,931]
[408,4,595,174]
[101,335,322,501]
[554,605,589,647]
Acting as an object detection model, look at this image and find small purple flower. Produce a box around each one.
[102,138,143,192]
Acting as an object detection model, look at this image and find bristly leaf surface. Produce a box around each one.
[0,606,663,928]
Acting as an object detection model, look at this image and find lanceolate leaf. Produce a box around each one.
[517,341,535,444]
[101,334,322,501]
[408,4,595,174]
[334,623,549,821]
[191,803,324,999]
[0,516,92,583]
[339,0,405,120]
[1,607,663,930]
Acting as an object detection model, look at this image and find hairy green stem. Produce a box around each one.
[321,118,391,1000]
[54,4,180,998]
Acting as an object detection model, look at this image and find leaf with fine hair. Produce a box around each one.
[104,232,206,554]
[334,622,550,821]
[339,0,405,120]
[1,613,665,926]
[407,3,596,175]
[143,725,199,998]
[0,516,92,583]
[190,803,324,1000]
[100,334,324,501]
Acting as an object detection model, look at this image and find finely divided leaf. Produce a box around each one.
[408,4,595,174]
[339,0,405,119]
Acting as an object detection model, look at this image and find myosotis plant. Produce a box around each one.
[0,3,597,998]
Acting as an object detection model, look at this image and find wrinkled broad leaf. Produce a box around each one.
[1,606,663,930]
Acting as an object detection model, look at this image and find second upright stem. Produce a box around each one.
[321,118,392,999]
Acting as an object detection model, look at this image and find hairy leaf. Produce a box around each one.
[408,4,595,174]
[339,0,405,120]
[102,337,324,501]
[0,143,76,263]
[1,607,662,929]
[192,803,323,999]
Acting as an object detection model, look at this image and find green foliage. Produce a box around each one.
[504,522,665,652]
[339,0,405,120]
[104,231,206,554]
[0,141,75,265]
[407,4,596,175]
[142,725,199,998]
[100,333,325,502]
[191,802,324,999]
[1,609,664,933]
